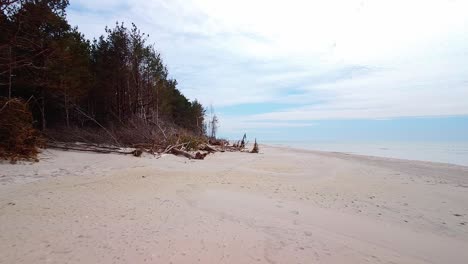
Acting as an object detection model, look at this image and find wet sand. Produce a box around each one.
[1,145,468,263]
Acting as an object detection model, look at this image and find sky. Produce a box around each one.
[67,0,468,141]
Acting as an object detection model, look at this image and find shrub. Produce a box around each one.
[0,98,44,162]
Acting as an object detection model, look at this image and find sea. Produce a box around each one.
[264,141,468,167]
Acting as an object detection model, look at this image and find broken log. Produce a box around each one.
[251,138,259,153]
[74,142,121,150]
[171,148,207,160]
[47,143,136,155]
[195,152,208,160]
[163,142,188,154]
[171,148,194,159]
[132,148,143,157]
[200,144,217,153]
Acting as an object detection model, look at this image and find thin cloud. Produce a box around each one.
[68,0,468,133]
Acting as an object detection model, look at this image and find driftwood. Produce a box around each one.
[47,142,142,156]
[170,148,193,158]
[208,138,229,146]
[240,133,246,149]
[195,152,208,159]
[251,138,259,153]
[199,144,217,153]
[46,134,259,161]
[223,145,241,152]
[163,142,188,154]
[170,148,207,160]
[74,142,121,150]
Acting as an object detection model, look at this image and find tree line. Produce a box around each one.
[0,0,206,139]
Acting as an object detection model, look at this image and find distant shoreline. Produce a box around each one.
[261,141,468,167]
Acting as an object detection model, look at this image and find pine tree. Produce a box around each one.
[1,1,207,145]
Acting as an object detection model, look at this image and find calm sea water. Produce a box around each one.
[264,141,468,167]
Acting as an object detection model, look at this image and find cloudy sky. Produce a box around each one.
[68,0,468,141]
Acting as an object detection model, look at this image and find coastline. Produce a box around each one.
[269,144,468,166]
[264,141,468,167]
[1,145,468,263]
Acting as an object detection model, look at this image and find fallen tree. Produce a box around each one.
[46,141,144,157]
[44,133,260,160]
[251,138,259,153]
[170,148,208,160]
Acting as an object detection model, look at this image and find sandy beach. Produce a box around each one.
[1,145,468,264]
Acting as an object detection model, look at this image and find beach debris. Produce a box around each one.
[132,149,143,157]
[45,132,260,160]
[240,133,246,149]
[46,141,137,155]
[201,144,218,153]
[171,148,206,160]
[251,138,259,153]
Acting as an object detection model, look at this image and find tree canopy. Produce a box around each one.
[1,0,205,138]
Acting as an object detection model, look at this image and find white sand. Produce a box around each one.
[1,145,468,264]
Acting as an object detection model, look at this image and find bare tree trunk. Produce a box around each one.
[63,79,69,127]
[127,75,131,117]
[41,89,46,131]
[156,81,159,125]
[8,45,12,99]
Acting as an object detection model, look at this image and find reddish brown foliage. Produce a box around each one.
[0,98,44,162]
